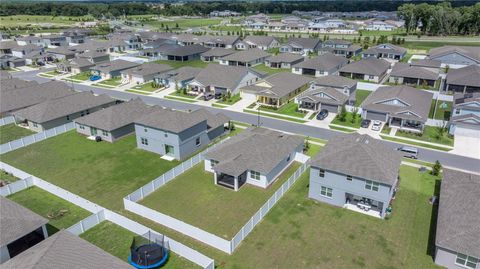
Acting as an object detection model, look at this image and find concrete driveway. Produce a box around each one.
[306,112,336,128]
[451,129,480,159]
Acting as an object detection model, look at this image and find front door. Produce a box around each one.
[91,127,97,136]
[165,145,175,156]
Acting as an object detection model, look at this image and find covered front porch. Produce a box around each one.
[214,171,247,191]
[389,117,424,133]
[298,99,319,111]
[257,95,284,108]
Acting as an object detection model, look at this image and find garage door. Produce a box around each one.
[320,103,339,113]
[366,111,387,121]
[455,126,480,138]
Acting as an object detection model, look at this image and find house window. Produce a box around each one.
[319,169,325,178]
[66,115,70,120]
[456,253,479,269]
[210,160,219,169]
[347,175,352,181]
[81,111,85,116]
[79,124,85,130]
[369,75,375,79]
[141,137,149,145]
[286,154,291,162]
[164,133,168,137]
[33,122,38,128]
[320,186,333,198]
[144,128,148,132]
[250,170,261,180]
[365,180,379,191]
[102,130,108,136]
[195,137,201,146]
[455,109,461,115]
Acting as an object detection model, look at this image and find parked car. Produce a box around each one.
[90,75,101,81]
[203,92,214,101]
[397,146,418,159]
[361,119,371,128]
[214,92,223,99]
[371,120,382,131]
[316,109,329,120]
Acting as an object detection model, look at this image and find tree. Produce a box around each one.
[397,3,416,34]
[351,107,358,124]
[338,105,347,122]
[431,160,442,176]
[444,64,450,74]
[304,137,310,151]
[175,22,179,28]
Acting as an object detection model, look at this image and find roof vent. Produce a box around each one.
[365,139,369,144]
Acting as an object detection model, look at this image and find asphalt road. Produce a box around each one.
[13,70,480,174]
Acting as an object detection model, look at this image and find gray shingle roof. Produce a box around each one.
[436,169,480,257]
[410,59,441,69]
[120,62,172,77]
[339,57,390,76]
[390,63,439,81]
[13,91,115,123]
[446,65,480,87]
[205,127,304,177]
[221,48,270,62]
[2,230,132,269]
[361,85,433,122]
[165,44,209,57]
[0,196,48,247]
[200,47,235,58]
[297,87,348,106]
[454,92,480,108]
[266,53,304,64]
[293,52,348,71]
[241,72,312,98]
[363,43,407,56]
[192,64,254,90]
[429,46,480,63]
[286,37,321,50]
[91,59,141,73]
[312,75,357,89]
[243,36,278,47]
[310,133,401,185]
[135,107,206,133]
[156,66,202,83]
[193,108,230,131]
[0,78,38,92]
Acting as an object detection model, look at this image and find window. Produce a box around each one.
[369,75,375,79]
[102,130,108,136]
[250,170,261,180]
[79,124,85,130]
[66,115,70,120]
[141,137,148,145]
[320,186,333,198]
[210,160,219,169]
[286,154,291,162]
[33,122,38,128]
[319,169,325,178]
[164,133,168,137]
[365,180,379,191]
[455,109,461,115]
[144,128,148,132]
[347,175,352,181]
[195,137,201,146]
[456,253,479,269]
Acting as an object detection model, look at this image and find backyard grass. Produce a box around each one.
[140,161,302,238]
[79,221,199,269]
[1,131,180,211]
[259,102,307,118]
[0,123,35,144]
[380,135,451,151]
[355,89,372,106]
[331,112,362,128]
[252,64,289,75]
[7,186,91,235]
[396,126,454,146]
[429,100,452,121]
[243,109,308,123]
[217,94,242,105]
[0,169,19,185]
[153,59,208,69]
[305,143,322,157]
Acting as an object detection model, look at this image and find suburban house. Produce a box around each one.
[339,57,391,83]
[13,91,116,132]
[75,98,152,142]
[241,72,312,108]
[45,46,78,61]
[202,35,240,49]
[11,44,42,58]
[362,43,407,60]
[163,44,210,61]
[200,47,235,62]
[448,93,480,136]
[428,46,480,67]
[388,62,439,88]
[318,39,362,58]
[2,230,132,269]
[445,65,480,94]
[134,107,229,160]
[235,36,280,51]
[291,52,348,77]
[280,37,322,55]
[57,57,95,74]
[90,59,141,79]
[140,44,181,60]
[410,59,442,73]
[188,64,262,96]
[0,78,37,91]
[219,48,271,67]
[0,41,16,55]
[40,34,68,47]
[108,33,142,50]
[264,53,304,69]
[204,127,304,191]
[361,85,433,133]
[0,55,26,69]
[364,20,398,31]
[154,66,202,88]
[62,31,86,44]
[120,62,173,84]
[309,133,402,219]
[297,75,357,113]
[434,169,480,269]
[16,36,42,46]
[77,50,110,64]
[0,197,48,264]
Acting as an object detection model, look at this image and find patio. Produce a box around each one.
[344,193,385,219]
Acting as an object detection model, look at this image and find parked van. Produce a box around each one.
[397,146,418,159]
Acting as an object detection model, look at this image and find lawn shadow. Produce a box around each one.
[426,179,441,259]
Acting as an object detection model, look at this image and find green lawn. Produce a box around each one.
[66,72,91,81]
[329,125,357,133]
[140,161,302,238]
[217,94,242,105]
[252,64,289,75]
[0,15,92,27]
[131,82,164,92]
[396,126,454,146]
[125,89,152,95]
[399,53,413,63]
[164,96,198,103]
[243,109,307,123]
[259,102,307,118]
[1,169,19,184]
[168,91,198,99]
[80,221,199,269]
[304,143,322,157]
[380,135,451,151]
[96,77,122,87]
[402,41,480,51]
[355,89,372,106]
[39,70,62,77]
[0,123,35,144]
[153,59,208,69]
[145,18,223,30]
[1,132,180,211]
[7,187,91,235]
[429,100,452,121]
[331,112,362,128]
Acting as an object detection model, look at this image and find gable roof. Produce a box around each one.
[390,63,439,81]
[363,43,407,55]
[1,196,48,247]
[192,64,255,90]
[436,169,480,257]
[205,127,304,177]
[135,106,206,133]
[339,57,390,76]
[454,92,480,109]
[429,45,480,63]
[192,108,230,131]
[446,65,480,87]
[266,52,304,64]
[165,44,209,57]
[221,48,270,63]
[297,87,349,106]
[410,59,441,69]
[243,36,278,47]
[313,75,357,89]
[120,62,172,77]
[241,72,312,98]
[156,66,202,83]
[310,133,401,185]
[0,78,38,92]
[200,47,236,58]
[285,37,321,50]
[91,59,141,73]
[2,230,132,269]
[293,52,348,71]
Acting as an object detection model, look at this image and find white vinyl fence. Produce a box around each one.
[0,116,15,126]
[0,122,75,154]
[67,211,106,235]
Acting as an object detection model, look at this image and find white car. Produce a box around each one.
[371,120,382,131]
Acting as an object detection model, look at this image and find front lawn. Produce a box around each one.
[429,100,452,121]
[331,112,362,128]
[153,59,208,69]
[131,82,164,92]
[168,91,198,99]
[252,64,289,75]
[67,71,91,81]
[140,161,302,238]
[80,221,199,269]
[259,102,307,118]
[0,123,35,144]
[7,186,91,235]
[1,131,180,211]
[97,77,122,86]
[355,89,372,106]
[396,126,454,146]
[217,93,242,105]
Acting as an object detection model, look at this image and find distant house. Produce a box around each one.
[236,36,280,51]
[75,98,152,142]
[362,43,407,60]
[434,169,480,269]
[202,35,240,49]
[280,37,321,55]
[339,57,390,83]
[16,36,42,46]
[77,50,110,64]
[13,91,116,132]
[448,93,480,136]
[57,57,94,74]
[388,62,439,88]
[318,39,362,58]
[292,52,348,77]
[164,44,209,61]
[265,53,304,69]
[364,20,397,31]
[134,107,229,160]
[205,127,304,191]
[107,33,142,50]
[200,48,235,62]
[297,75,357,113]
[0,196,49,264]
[0,55,26,69]
[309,133,402,219]
[90,59,141,79]
[361,85,433,133]
[61,30,87,44]
[219,48,271,67]
[445,65,480,94]
[140,44,180,60]
[40,34,68,47]
[188,64,262,96]
[154,66,202,88]
[409,59,442,73]
[45,46,77,61]
[241,72,312,108]
[120,62,173,84]
[11,44,42,59]
[428,46,480,67]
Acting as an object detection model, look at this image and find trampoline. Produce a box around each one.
[129,231,169,269]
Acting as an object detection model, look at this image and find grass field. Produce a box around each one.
[131,83,164,92]
[144,18,223,31]
[8,187,91,235]
[396,126,454,146]
[259,102,306,118]
[140,161,302,238]
[252,64,290,75]
[0,123,35,144]
[355,89,372,106]
[0,15,93,27]
[96,77,122,87]
[65,72,91,81]
[331,112,362,128]
[80,221,199,269]
[429,100,452,121]
[402,40,480,51]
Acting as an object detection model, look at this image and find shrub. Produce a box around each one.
[431,160,442,176]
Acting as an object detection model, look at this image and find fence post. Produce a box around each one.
[8,142,12,151]
[80,220,85,234]
[140,187,144,200]
[54,127,58,135]
[63,124,67,132]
